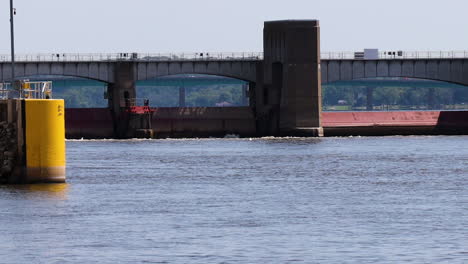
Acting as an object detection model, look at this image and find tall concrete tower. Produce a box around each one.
[257,20,323,136]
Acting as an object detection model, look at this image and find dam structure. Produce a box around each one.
[1,20,323,138]
[1,20,468,138]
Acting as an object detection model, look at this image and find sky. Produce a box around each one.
[1,0,467,54]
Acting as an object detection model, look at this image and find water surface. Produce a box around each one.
[1,136,467,263]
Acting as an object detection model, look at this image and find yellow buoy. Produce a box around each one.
[24,99,66,183]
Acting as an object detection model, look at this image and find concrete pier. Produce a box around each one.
[256,20,323,136]
[107,62,137,138]
[0,99,66,184]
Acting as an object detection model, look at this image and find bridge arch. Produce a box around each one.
[1,62,114,83]
[322,77,468,111]
[135,60,258,83]
[136,74,250,107]
[321,59,468,86]
[13,73,110,84]
[325,77,468,88]
[12,74,109,108]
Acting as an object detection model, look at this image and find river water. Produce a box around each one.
[0,136,467,263]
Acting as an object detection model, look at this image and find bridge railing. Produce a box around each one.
[0,52,264,62]
[1,51,467,62]
[321,50,468,60]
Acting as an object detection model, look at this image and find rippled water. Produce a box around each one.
[1,136,467,263]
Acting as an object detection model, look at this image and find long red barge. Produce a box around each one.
[65,108,468,138]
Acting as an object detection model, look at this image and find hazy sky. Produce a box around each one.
[1,0,467,54]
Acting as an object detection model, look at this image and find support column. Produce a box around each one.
[427,87,435,110]
[257,20,323,136]
[107,62,136,138]
[179,86,186,107]
[241,83,248,106]
[248,81,256,108]
[366,86,374,111]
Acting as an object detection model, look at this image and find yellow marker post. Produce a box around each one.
[24,99,66,183]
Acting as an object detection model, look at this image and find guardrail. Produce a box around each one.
[0,83,12,99]
[0,81,53,99]
[125,98,150,107]
[1,51,467,62]
[0,52,264,62]
[321,50,468,60]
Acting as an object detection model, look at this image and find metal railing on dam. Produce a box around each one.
[1,50,468,62]
[321,50,468,60]
[0,52,264,62]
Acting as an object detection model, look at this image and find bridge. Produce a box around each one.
[2,51,468,85]
[0,53,260,83]
[0,51,468,85]
[1,20,468,138]
[322,55,468,86]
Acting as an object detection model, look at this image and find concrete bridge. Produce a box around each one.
[0,57,259,84]
[1,20,467,138]
[2,53,468,86]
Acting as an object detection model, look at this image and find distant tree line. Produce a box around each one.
[323,85,468,110]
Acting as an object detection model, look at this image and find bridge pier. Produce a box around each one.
[107,62,137,138]
[241,84,248,106]
[179,86,186,107]
[427,88,436,110]
[255,20,323,137]
[366,86,374,110]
